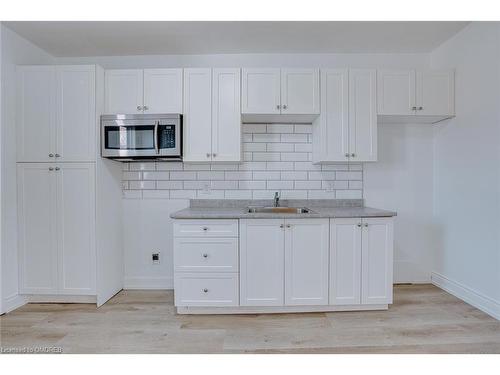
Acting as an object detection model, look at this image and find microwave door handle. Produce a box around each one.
[154,121,159,154]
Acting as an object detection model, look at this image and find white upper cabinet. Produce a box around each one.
[329,219,361,305]
[183,68,241,163]
[361,218,394,305]
[416,70,455,116]
[240,219,285,306]
[183,68,213,162]
[17,163,58,294]
[377,69,416,115]
[104,69,143,114]
[16,66,56,162]
[377,69,455,123]
[284,219,329,306]
[281,68,320,114]
[56,163,96,295]
[211,68,241,162]
[241,68,281,114]
[143,68,183,113]
[17,65,96,163]
[56,65,96,162]
[312,69,376,163]
[105,68,183,114]
[349,69,377,162]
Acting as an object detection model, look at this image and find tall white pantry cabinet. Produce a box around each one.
[16,65,123,306]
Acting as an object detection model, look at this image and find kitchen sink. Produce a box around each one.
[246,206,313,214]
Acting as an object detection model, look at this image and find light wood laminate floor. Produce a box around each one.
[1,285,499,353]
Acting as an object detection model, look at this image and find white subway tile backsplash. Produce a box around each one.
[267,180,294,190]
[142,171,170,180]
[122,124,364,199]
[170,171,197,180]
[197,171,225,180]
[253,152,280,161]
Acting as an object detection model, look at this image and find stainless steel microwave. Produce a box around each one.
[101,114,182,161]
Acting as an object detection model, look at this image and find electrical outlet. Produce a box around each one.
[152,253,160,264]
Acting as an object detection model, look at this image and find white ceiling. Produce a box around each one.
[3,21,470,57]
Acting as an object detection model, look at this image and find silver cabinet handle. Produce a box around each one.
[279,224,284,229]
[202,288,208,293]
[137,105,142,111]
[153,120,159,155]
[55,167,60,171]
[212,153,217,158]
[357,223,362,227]
[286,224,291,228]
[418,106,423,110]
[351,153,356,157]
[202,227,208,231]
[282,104,288,110]
[206,153,211,158]
[143,105,149,111]
[345,153,349,158]
[276,105,281,110]
[48,167,54,171]
[411,106,417,110]
[202,253,208,258]
[55,153,60,158]
[364,223,369,227]
[49,153,54,157]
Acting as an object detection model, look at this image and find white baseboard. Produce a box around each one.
[2,294,28,314]
[26,295,97,304]
[431,272,500,320]
[124,276,173,290]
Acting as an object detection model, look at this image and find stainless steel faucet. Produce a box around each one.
[273,192,280,207]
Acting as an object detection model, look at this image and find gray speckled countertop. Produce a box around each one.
[170,199,396,219]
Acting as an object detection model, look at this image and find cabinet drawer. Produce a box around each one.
[174,273,238,306]
[173,220,238,237]
[174,238,238,273]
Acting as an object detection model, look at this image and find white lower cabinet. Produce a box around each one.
[18,163,96,295]
[239,219,285,306]
[330,217,394,306]
[173,217,393,312]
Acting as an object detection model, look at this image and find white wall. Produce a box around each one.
[430,22,500,318]
[364,124,435,283]
[1,24,55,313]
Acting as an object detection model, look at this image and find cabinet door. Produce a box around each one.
[281,68,320,114]
[349,69,377,162]
[104,69,143,114]
[241,68,281,114]
[17,163,58,294]
[361,218,394,305]
[56,163,96,295]
[143,68,183,113]
[284,219,329,306]
[416,70,455,116]
[16,66,56,162]
[56,65,96,162]
[330,219,361,305]
[211,68,241,162]
[312,69,349,163]
[240,219,284,306]
[377,69,416,115]
[183,68,213,162]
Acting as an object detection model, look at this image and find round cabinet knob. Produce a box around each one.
[137,105,142,111]
[282,104,288,110]
[48,167,54,171]
[49,153,54,157]
[202,253,208,258]
[418,106,423,110]
[212,153,217,158]
[143,105,149,111]
[357,223,362,227]
[364,223,369,227]
[202,227,208,231]
[276,105,281,110]
[351,153,356,157]
[55,167,60,171]
[412,106,417,110]
[55,153,60,158]
[286,224,291,228]
[206,153,211,158]
[202,288,208,293]
[345,153,349,158]
[279,224,284,228]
